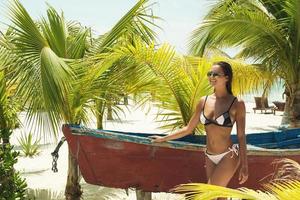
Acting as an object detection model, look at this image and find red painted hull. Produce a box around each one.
[62,125,300,192]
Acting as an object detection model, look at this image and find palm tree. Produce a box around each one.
[5,0,159,199]
[189,0,300,127]
[111,39,269,134]
[6,3,87,199]
[76,0,160,129]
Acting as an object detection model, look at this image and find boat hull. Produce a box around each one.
[62,125,300,192]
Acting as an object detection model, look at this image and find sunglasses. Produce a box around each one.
[207,71,225,77]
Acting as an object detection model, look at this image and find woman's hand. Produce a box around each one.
[239,164,248,184]
[148,135,166,143]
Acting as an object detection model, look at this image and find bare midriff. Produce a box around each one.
[205,125,233,154]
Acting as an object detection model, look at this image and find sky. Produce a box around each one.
[0,0,219,54]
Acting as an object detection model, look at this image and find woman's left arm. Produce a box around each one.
[235,99,248,184]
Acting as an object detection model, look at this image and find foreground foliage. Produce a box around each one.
[0,142,27,200]
[173,158,300,200]
[173,180,300,200]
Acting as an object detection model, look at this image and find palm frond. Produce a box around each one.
[7,0,75,136]
[263,180,300,199]
[40,4,67,57]
[189,2,286,56]
[94,0,159,53]
[118,40,194,127]
[271,158,300,181]
[172,182,273,200]
[66,28,89,59]
[172,180,300,200]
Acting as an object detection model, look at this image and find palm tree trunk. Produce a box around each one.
[96,101,104,129]
[124,95,128,105]
[65,148,82,200]
[107,103,113,120]
[96,113,104,129]
[136,189,152,200]
[281,84,300,127]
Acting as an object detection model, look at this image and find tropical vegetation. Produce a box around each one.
[2,0,162,199]
[189,0,300,127]
[0,144,27,200]
[17,133,40,157]
[0,80,26,197]
[0,28,27,200]
[105,40,269,132]
[0,0,292,199]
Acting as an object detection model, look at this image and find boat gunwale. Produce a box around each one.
[70,126,205,151]
[66,125,300,156]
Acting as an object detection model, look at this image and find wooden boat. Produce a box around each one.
[62,124,300,192]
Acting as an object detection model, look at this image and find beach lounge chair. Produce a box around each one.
[253,97,275,114]
[272,101,285,114]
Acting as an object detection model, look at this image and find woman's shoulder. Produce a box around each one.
[234,97,246,110]
[235,96,245,104]
[195,96,208,110]
[197,95,209,103]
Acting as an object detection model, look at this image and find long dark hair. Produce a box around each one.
[213,61,233,95]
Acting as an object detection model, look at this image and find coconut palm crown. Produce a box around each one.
[189,0,300,127]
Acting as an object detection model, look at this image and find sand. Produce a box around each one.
[12,102,284,199]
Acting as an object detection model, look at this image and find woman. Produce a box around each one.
[150,61,248,188]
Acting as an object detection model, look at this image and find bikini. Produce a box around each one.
[200,96,239,164]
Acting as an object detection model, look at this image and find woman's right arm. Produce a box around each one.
[150,97,204,143]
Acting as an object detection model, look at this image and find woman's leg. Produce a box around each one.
[207,153,239,200]
[205,156,216,182]
[208,152,240,186]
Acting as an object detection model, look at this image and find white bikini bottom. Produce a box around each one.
[205,144,239,165]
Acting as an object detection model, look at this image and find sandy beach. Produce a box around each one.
[12,101,284,200]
